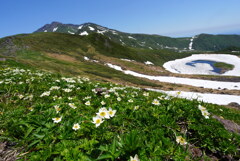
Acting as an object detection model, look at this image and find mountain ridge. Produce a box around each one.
[34,21,240,51]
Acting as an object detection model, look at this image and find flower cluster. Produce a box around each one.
[92,107,116,127]
[198,105,210,119]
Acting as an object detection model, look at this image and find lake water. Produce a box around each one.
[186,60,222,74]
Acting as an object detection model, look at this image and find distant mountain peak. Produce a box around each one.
[34,22,240,51]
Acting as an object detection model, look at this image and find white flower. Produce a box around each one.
[198,105,206,111]
[97,107,110,119]
[117,97,121,101]
[40,91,51,97]
[68,97,73,100]
[92,116,104,127]
[19,81,23,85]
[176,136,187,145]
[176,91,181,95]
[53,95,58,100]
[134,106,139,110]
[67,84,75,88]
[143,92,149,97]
[28,107,33,111]
[201,111,210,119]
[63,88,72,93]
[130,154,140,161]
[52,117,62,123]
[69,103,77,109]
[101,101,106,105]
[128,99,133,103]
[108,108,116,117]
[152,99,160,105]
[72,123,80,131]
[50,86,60,90]
[18,94,24,99]
[84,96,91,100]
[54,105,61,113]
[104,94,110,98]
[85,101,91,106]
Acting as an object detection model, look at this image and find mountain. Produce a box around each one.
[0,32,193,90]
[35,21,240,51]
[34,21,191,51]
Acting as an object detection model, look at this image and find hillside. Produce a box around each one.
[0,32,195,89]
[0,62,240,160]
[35,21,240,51]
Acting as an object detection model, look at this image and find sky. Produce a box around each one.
[1,0,240,38]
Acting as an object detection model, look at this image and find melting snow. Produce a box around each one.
[148,89,240,105]
[78,25,83,29]
[128,36,136,40]
[120,59,135,62]
[68,31,75,34]
[145,61,154,65]
[105,63,240,90]
[97,30,106,35]
[80,31,88,36]
[163,54,240,76]
[53,27,58,32]
[112,31,118,35]
[188,36,196,50]
[106,63,123,71]
[88,26,95,31]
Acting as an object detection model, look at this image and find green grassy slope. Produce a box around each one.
[0,62,239,160]
[5,32,189,64]
[0,32,192,86]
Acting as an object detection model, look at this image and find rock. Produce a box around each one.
[228,102,240,109]
[213,115,240,134]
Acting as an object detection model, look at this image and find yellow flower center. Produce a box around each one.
[109,111,113,115]
[74,125,79,128]
[100,112,106,117]
[56,118,60,121]
[96,119,101,124]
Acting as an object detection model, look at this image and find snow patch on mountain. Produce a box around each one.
[112,31,118,35]
[106,63,240,90]
[68,31,75,34]
[97,30,107,35]
[145,61,154,65]
[120,59,135,62]
[80,31,88,36]
[163,54,240,76]
[53,27,58,32]
[44,30,47,32]
[189,36,197,50]
[128,36,136,40]
[148,89,240,105]
[88,26,95,31]
[78,25,83,29]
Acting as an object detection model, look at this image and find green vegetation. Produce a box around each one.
[0,32,193,87]
[213,62,234,72]
[0,62,240,160]
[193,34,240,51]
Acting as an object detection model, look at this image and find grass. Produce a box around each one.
[213,62,234,71]
[0,63,240,160]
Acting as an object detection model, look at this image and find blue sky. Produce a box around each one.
[1,0,240,38]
